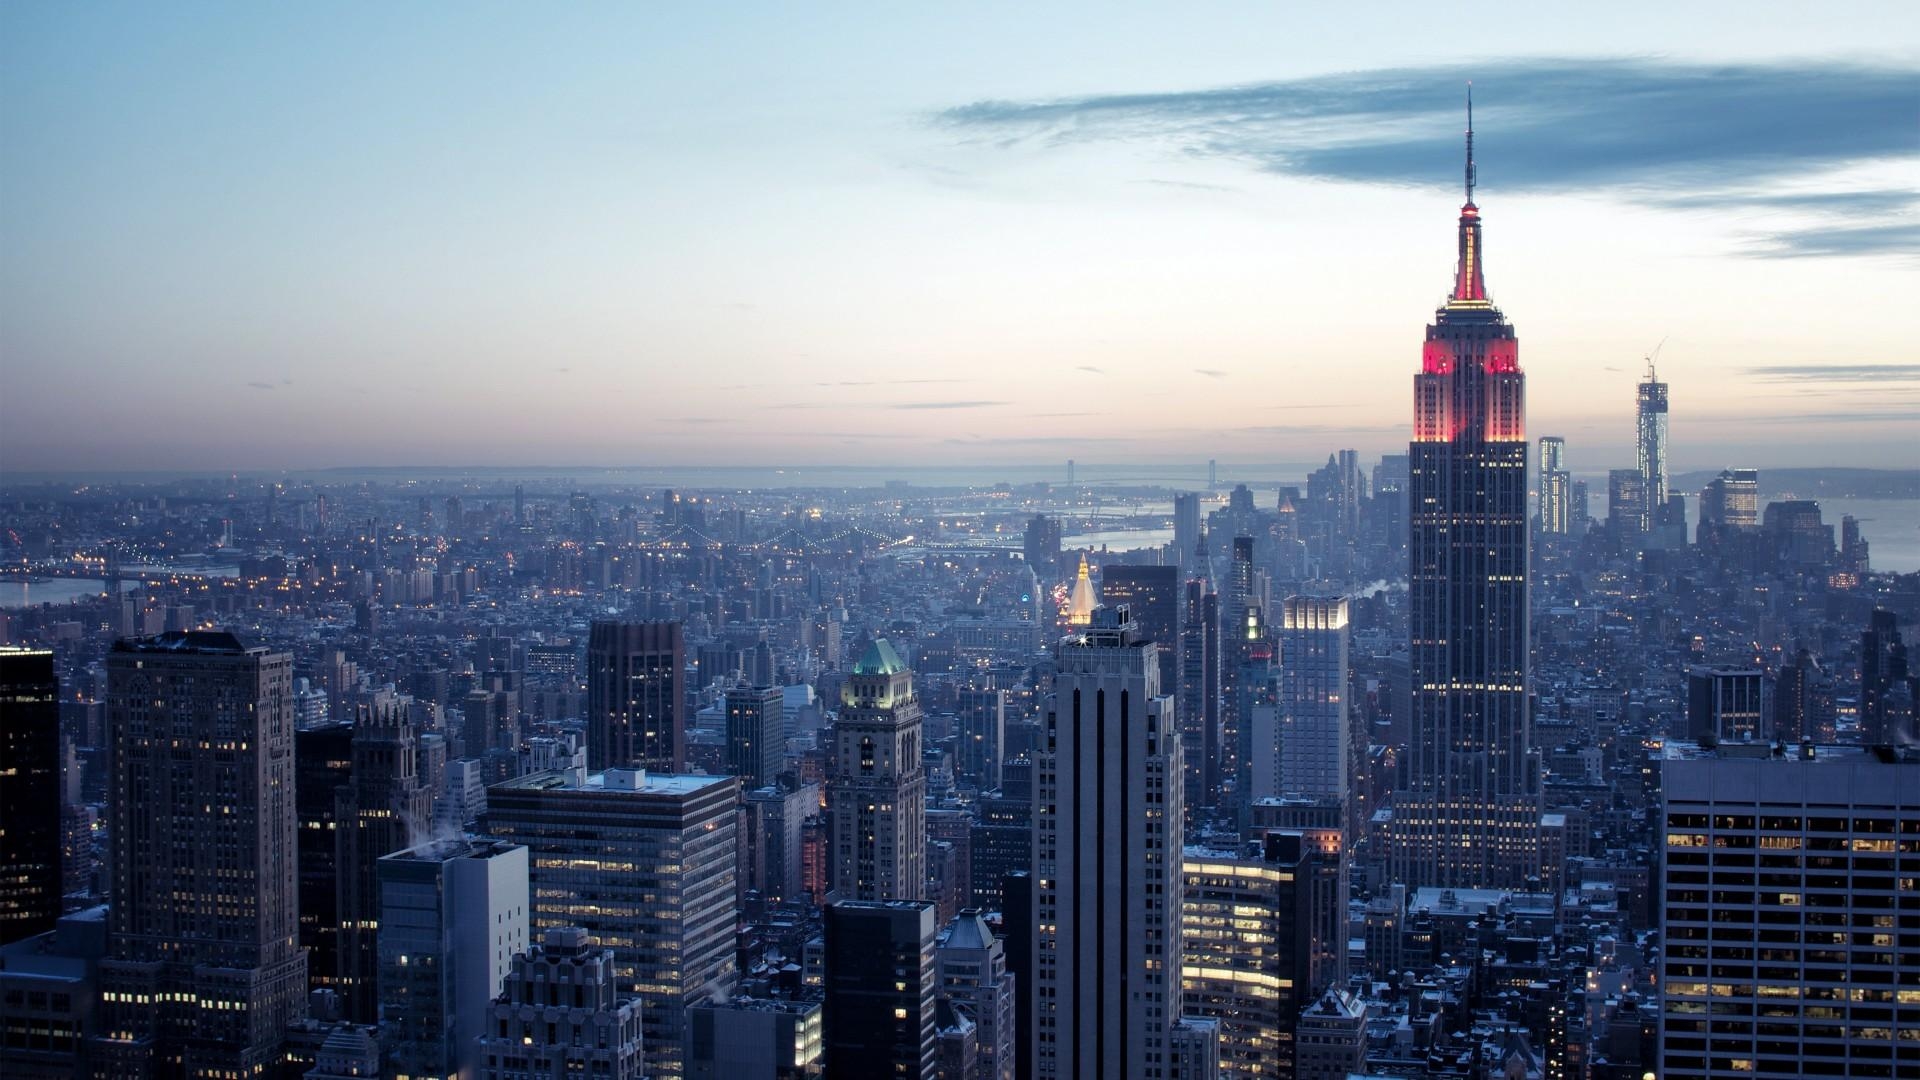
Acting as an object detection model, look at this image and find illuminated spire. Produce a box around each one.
[1450,83,1488,305]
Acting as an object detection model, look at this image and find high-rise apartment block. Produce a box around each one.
[587,620,685,772]
[486,768,740,1080]
[1391,114,1541,891]
[1035,606,1184,1079]
[93,632,308,1078]
[829,639,927,902]
[0,648,61,945]
[1861,609,1917,748]
[955,683,1007,791]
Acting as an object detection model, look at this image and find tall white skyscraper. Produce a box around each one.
[1035,606,1190,1080]
[1538,436,1570,535]
[830,639,927,902]
[1636,358,1670,533]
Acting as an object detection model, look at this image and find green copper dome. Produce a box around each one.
[853,638,907,676]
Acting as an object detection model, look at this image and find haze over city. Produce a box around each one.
[4,2,1917,471]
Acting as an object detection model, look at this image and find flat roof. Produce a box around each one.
[493,768,733,797]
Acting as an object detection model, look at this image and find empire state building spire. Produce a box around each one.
[1452,85,1488,304]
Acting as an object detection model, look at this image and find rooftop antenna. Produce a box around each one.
[1465,81,1476,204]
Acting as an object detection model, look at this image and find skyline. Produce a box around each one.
[4,3,1918,473]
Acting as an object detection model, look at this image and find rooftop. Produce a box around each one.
[853,637,907,676]
[493,767,734,797]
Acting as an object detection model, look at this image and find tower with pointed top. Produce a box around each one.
[1066,554,1096,628]
[830,639,927,902]
[1390,98,1542,891]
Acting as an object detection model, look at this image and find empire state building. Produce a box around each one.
[1389,98,1542,890]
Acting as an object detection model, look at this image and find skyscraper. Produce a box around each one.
[955,682,1007,790]
[1099,563,1180,695]
[1272,597,1350,816]
[1608,468,1648,537]
[1636,357,1669,532]
[936,910,1018,1080]
[1657,746,1920,1080]
[294,722,355,997]
[725,683,786,790]
[1698,467,1759,543]
[587,620,686,773]
[377,838,530,1080]
[1537,436,1570,535]
[824,900,938,1080]
[0,648,61,946]
[829,639,927,902]
[93,631,308,1077]
[1173,493,1202,570]
[1860,609,1917,747]
[1180,575,1221,814]
[335,701,434,1023]
[1391,103,1541,891]
[486,768,741,1080]
[1035,605,1184,1079]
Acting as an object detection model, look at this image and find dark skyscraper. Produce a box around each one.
[1861,609,1917,747]
[95,631,307,1077]
[829,640,927,902]
[588,620,686,772]
[1098,563,1180,695]
[1391,104,1541,891]
[824,900,938,1080]
[294,722,355,996]
[335,701,433,1023]
[725,683,786,790]
[1180,575,1220,814]
[0,648,62,946]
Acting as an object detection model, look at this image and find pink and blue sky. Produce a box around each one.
[3,2,1916,473]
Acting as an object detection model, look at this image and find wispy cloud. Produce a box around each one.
[1194,368,1228,378]
[1691,410,1920,425]
[891,400,1009,410]
[1075,365,1106,375]
[247,381,276,390]
[939,57,1920,258]
[1747,363,1920,383]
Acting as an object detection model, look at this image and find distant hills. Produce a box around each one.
[1670,467,1919,500]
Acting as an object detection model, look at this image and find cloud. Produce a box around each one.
[1194,368,1228,378]
[1075,365,1105,375]
[939,57,1920,258]
[247,381,276,390]
[891,400,1009,410]
[1747,222,1920,259]
[1262,401,1362,410]
[1747,363,1920,383]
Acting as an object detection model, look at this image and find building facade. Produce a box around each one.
[477,926,646,1080]
[1658,748,1920,1080]
[377,838,529,1080]
[1537,436,1570,535]
[725,684,786,791]
[829,639,927,902]
[0,648,62,946]
[92,632,309,1078]
[486,768,740,1080]
[587,620,685,773]
[335,701,434,1023]
[1636,360,1670,532]
[1035,606,1184,1080]
[824,900,938,1080]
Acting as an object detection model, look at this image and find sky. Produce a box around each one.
[3,2,1917,476]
